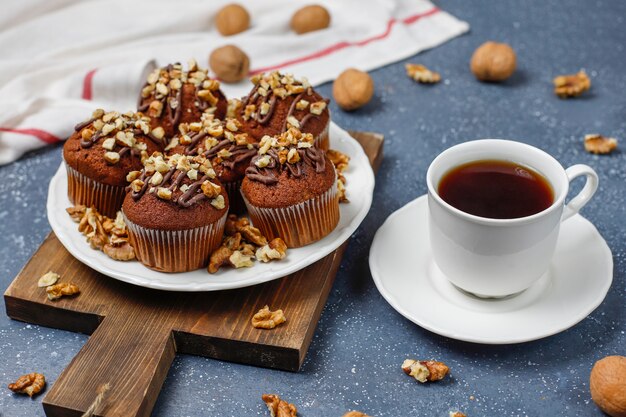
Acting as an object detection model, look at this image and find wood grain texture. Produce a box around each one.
[4,132,384,417]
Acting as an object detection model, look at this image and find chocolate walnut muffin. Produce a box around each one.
[241,128,339,247]
[63,109,163,217]
[137,60,228,138]
[237,71,331,150]
[123,152,228,272]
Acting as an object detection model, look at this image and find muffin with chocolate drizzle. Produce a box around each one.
[165,116,257,213]
[137,59,228,138]
[237,71,331,150]
[241,128,339,247]
[63,109,163,217]
[122,152,228,272]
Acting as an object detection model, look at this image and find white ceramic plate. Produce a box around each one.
[369,195,613,344]
[48,122,374,291]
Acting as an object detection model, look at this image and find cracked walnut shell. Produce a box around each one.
[8,373,45,397]
[262,394,297,417]
[584,134,618,155]
[252,305,286,329]
[470,41,516,82]
[402,359,450,383]
[554,71,591,98]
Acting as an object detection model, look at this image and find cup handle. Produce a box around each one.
[561,164,599,222]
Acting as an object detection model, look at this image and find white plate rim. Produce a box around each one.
[48,122,374,292]
[369,195,614,344]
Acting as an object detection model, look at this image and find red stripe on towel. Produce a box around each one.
[82,68,98,100]
[0,127,62,144]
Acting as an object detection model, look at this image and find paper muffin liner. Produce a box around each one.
[314,121,330,151]
[123,211,227,273]
[65,163,126,218]
[223,179,246,214]
[242,181,340,248]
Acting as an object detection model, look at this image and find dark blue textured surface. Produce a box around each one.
[1,1,625,416]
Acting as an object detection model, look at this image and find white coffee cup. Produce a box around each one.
[427,139,598,298]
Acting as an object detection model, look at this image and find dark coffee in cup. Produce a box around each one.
[438,159,553,219]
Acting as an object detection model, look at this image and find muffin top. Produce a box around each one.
[236,71,330,141]
[137,60,228,138]
[123,153,228,230]
[63,109,163,186]
[242,128,336,208]
[165,117,258,183]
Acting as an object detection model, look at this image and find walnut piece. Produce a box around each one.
[343,412,372,417]
[402,359,449,383]
[584,134,618,155]
[215,4,250,36]
[291,5,331,35]
[69,207,135,261]
[262,394,297,417]
[46,283,80,301]
[406,64,441,84]
[252,305,286,329]
[450,412,467,417]
[208,246,233,274]
[256,238,288,262]
[333,68,374,111]
[229,250,254,268]
[8,373,45,397]
[209,45,250,83]
[470,41,517,82]
[554,71,591,98]
[37,271,59,288]
[327,149,350,203]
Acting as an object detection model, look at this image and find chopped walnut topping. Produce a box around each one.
[8,373,45,397]
[103,151,120,164]
[286,115,300,128]
[156,187,172,200]
[46,283,80,301]
[201,180,221,198]
[296,99,309,110]
[151,126,165,140]
[554,71,591,98]
[584,134,618,155]
[252,305,286,329]
[262,394,297,417]
[102,138,116,151]
[126,170,141,182]
[148,100,164,117]
[310,101,327,115]
[37,271,59,288]
[210,194,226,210]
[406,63,441,83]
[402,359,450,383]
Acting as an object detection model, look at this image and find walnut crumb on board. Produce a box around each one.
[252,306,286,329]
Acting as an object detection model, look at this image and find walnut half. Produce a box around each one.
[402,359,450,383]
[46,283,80,301]
[252,305,286,329]
[553,71,591,98]
[262,394,297,417]
[406,63,441,84]
[8,373,45,397]
[584,134,618,155]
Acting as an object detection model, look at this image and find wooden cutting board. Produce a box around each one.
[4,131,383,417]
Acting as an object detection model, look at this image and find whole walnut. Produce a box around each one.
[590,355,626,417]
[333,68,374,111]
[215,4,250,36]
[470,41,517,82]
[209,45,250,83]
[291,5,331,34]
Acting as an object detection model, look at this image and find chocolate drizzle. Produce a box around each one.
[128,164,220,209]
[242,74,329,132]
[245,146,326,185]
[174,130,259,172]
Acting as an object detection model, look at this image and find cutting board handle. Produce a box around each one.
[43,308,177,417]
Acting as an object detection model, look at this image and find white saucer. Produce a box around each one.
[369,195,613,344]
[47,122,374,292]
